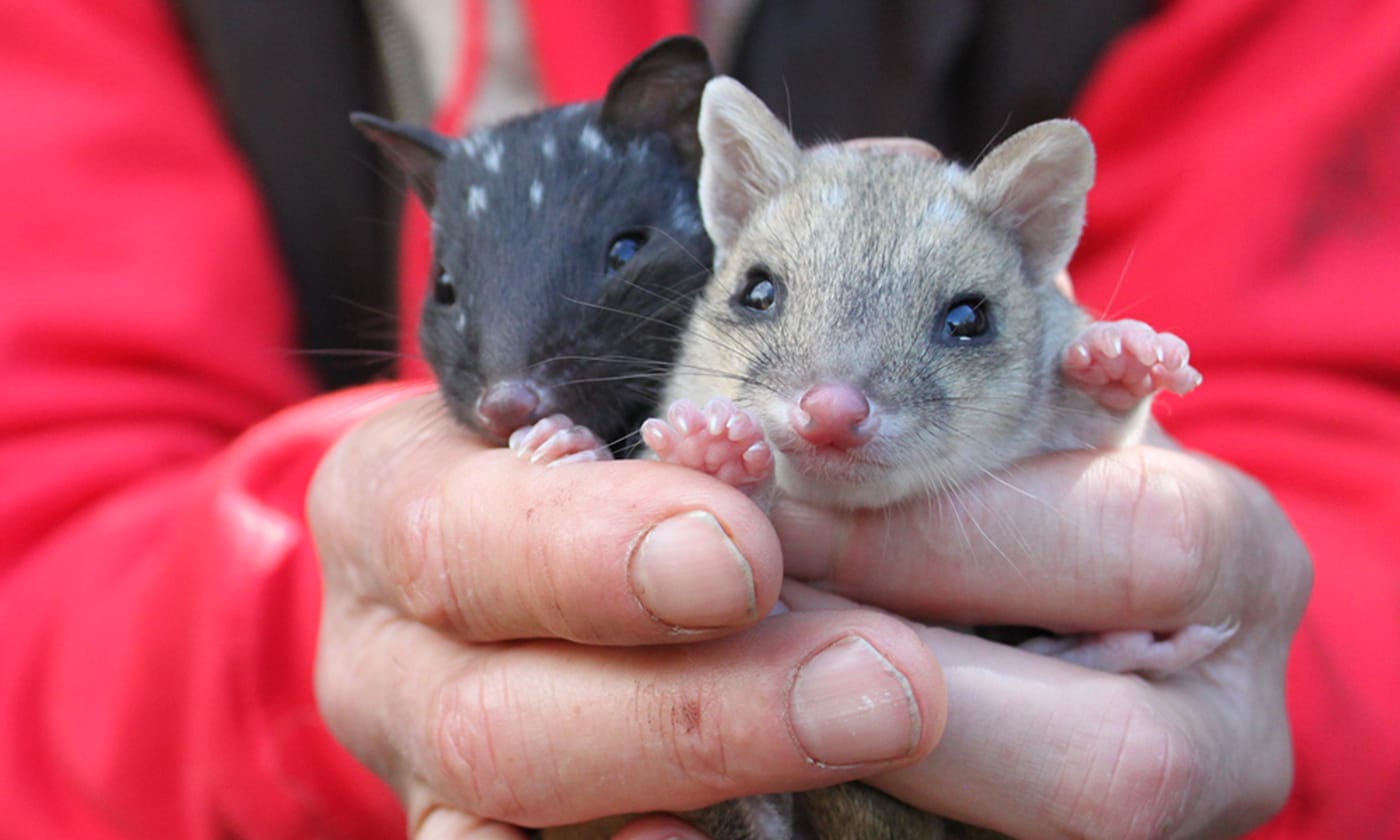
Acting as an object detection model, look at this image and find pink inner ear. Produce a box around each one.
[1055,270,1077,302]
[841,137,943,161]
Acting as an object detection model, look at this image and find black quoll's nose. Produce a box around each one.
[473,380,548,441]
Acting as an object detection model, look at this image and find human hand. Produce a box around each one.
[307,393,947,838]
[770,432,1311,838]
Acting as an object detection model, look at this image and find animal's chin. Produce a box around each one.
[780,443,880,478]
[772,446,911,509]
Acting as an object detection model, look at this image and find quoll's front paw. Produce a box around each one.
[507,414,613,465]
[642,398,773,490]
[1062,319,1203,412]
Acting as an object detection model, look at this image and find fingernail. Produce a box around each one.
[630,511,757,630]
[789,636,920,766]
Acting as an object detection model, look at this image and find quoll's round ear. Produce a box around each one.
[599,36,715,176]
[350,112,451,208]
[697,77,801,260]
[968,119,1096,285]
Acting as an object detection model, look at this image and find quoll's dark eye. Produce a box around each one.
[738,268,778,312]
[606,232,648,275]
[941,295,992,342]
[433,266,456,305]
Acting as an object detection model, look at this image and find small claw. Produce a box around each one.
[743,442,773,472]
[641,418,675,455]
[726,411,755,442]
[549,448,609,466]
[667,400,702,435]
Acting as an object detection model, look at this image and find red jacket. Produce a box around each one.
[1071,2,1400,836]
[1,0,1396,837]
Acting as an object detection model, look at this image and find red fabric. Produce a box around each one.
[2,0,1397,836]
[523,0,694,105]
[0,0,407,835]
[1068,1,1400,835]
[0,0,693,836]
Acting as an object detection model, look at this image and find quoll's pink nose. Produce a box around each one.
[474,380,545,441]
[792,382,877,449]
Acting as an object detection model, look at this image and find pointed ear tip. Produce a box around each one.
[1016,120,1095,177]
[701,77,760,116]
[1047,119,1095,150]
[1019,118,1091,145]
[653,33,711,61]
[351,114,451,163]
[705,76,746,96]
[349,111,383,130]
[601,35,713,120]
[618,35,713,82]
[1063,124,1097,177]
[1067,122,1095,154]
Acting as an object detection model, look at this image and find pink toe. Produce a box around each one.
[642,418,675,455]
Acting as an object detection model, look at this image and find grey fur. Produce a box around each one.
[644,77,1119,838]
[667,78,1131,512]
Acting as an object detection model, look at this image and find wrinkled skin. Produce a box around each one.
[310,393,1309,839]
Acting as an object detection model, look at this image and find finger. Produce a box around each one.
[310,394,782,643]
[315,604,944,830]
[771,444,1272,633]
[611,815,710,840]
[775,582,1295,836]
[866,624,1292,837]
[410,802,527,840]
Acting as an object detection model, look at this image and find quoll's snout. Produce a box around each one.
[474,380,547,441]
[790,382,878,450]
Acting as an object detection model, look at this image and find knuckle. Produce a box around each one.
[423,663,746,824]
[380,476,458,625]
[1049,684,1294,838]
[310,611,401,782]
[1120,452,1217,620]
[1237,734,1295,829]
[635,677,738,797]
[1246,478,1314,622]
[1050,689,1205,839]
[425,656,545,824]
[311,642,357,744]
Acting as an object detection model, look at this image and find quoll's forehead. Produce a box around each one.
[436,105,700,233]
[741,152,1006,293]
[796,152,978,231]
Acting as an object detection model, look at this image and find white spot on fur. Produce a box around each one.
[468,186,488,216]
[530,179,543,207]
[822,185,846,207]
[455,311,467,333]
[541,136,557,160]
[459,132,486,157]
[480,140,503,173]
[579,124,611,157]
[670,197,704,236]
